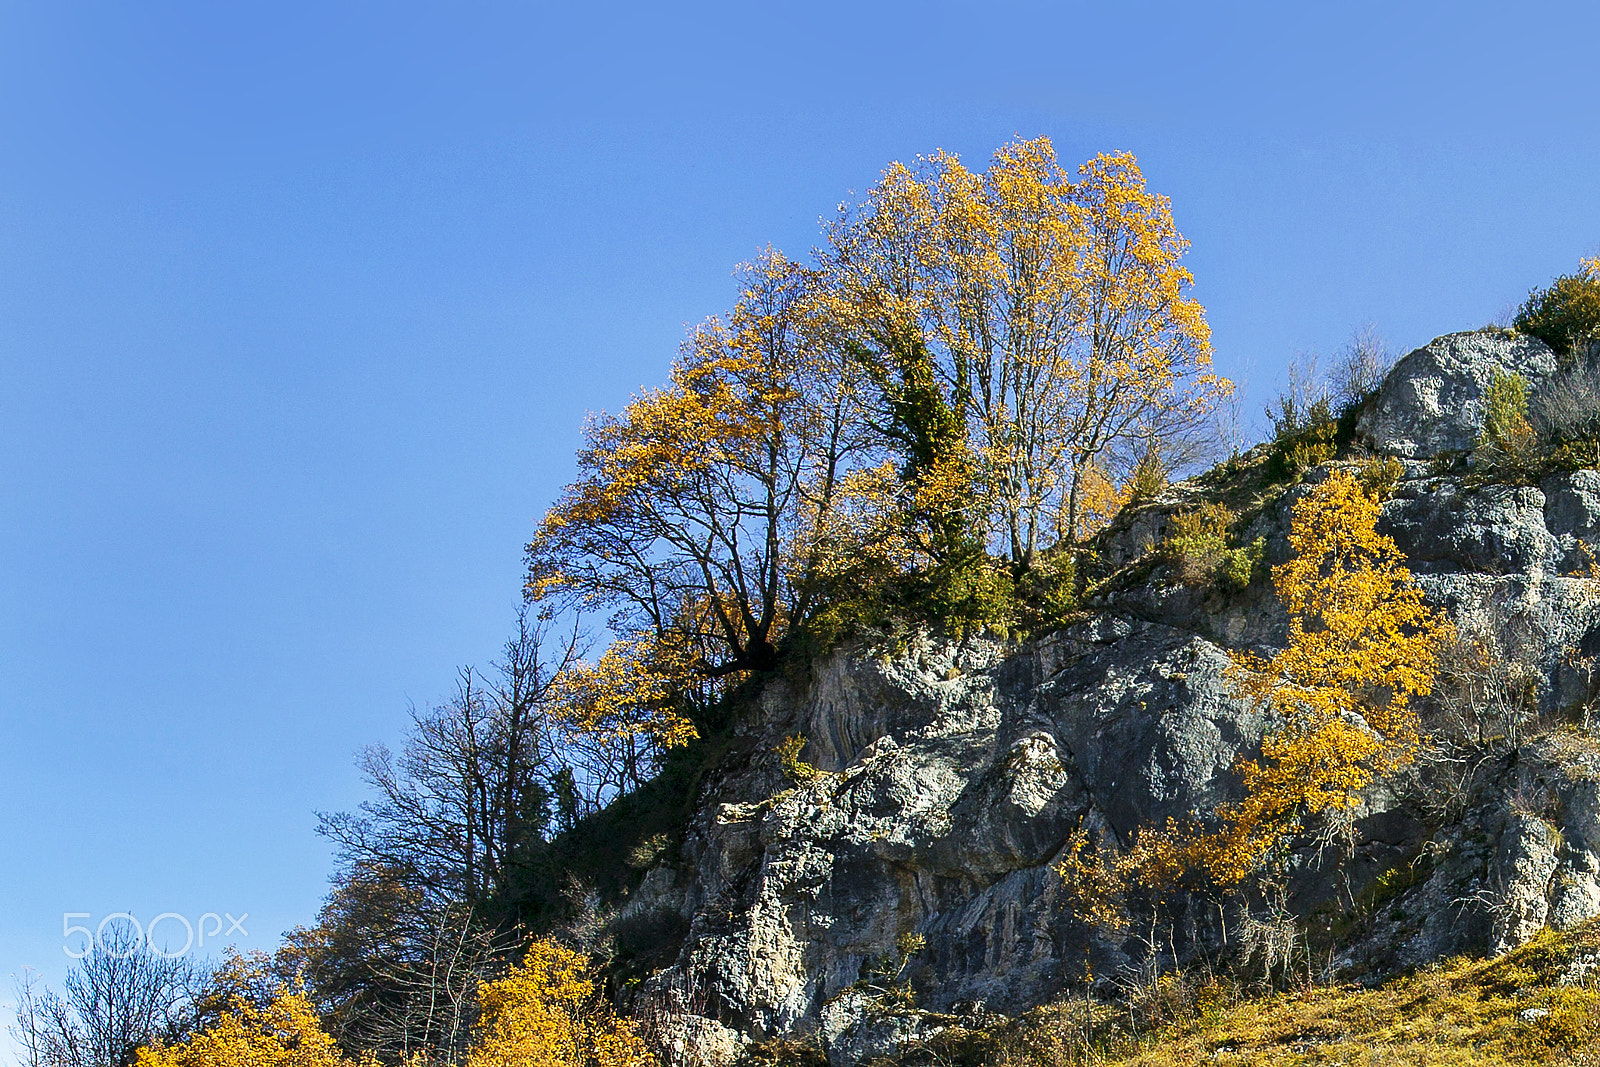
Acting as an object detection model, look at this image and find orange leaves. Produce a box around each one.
[530,138,1230,793]
[1245,471,1449,743]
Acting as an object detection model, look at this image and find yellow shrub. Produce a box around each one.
[467,940,655,1067]
[137,992,359,1067]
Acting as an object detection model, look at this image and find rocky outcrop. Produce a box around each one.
[623,329,1600,1065]
[636,620,1264,1064]
[1355,329,1558,459]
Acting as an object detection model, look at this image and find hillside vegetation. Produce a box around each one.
[21,138,1600,1067]
[812,919,1600,1066]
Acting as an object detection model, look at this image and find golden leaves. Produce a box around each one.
[822,138,1229,552]
[148,944,657,1067]
[1147,471,1452,887]
[554,638,699,754]
[467,940,654,1067]
[137,992,365,1067]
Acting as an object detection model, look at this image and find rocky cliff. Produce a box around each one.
[614,329,1600,1066]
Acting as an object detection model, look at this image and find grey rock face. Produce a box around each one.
[1377,471,1600,712]
[1489,812,1562,953]
[645,622,1262,1064]
[636,333,1600,1063]
[1356,330,1557,459]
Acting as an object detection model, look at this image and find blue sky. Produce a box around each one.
[4,0,1600,1025]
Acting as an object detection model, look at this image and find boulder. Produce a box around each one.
[1356,330,1557,459]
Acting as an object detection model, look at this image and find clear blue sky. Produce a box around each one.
[4,0,1600,1025]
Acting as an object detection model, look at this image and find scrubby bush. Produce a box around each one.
[467,940,656,1067]
[1356,456,1406,499]
[1215,542,1263,593]
[1162,503,1262,593]
[1013,551,1078,635]
[775,735,822,784]
[1265,358,1340,481]
[1515,258,1600,357]
[1474,370,1541,483]
[1475,362,1600,483]
[1263,333,1395,484]
[1534,355,1600,472]
[1125,443,1170,502]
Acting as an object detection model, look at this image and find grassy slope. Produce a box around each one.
[877,921,1600,1067]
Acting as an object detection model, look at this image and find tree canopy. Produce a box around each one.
[526,137,1230,687]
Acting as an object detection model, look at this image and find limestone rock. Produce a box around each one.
[624,334,1600,1062]
[1356,330,1557,459]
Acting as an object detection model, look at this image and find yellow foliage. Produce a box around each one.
[137,991,362,1067]
[552,636,699,801]
[467,940,654,1067]
[1057,826,1135,934]
[555,639,698,751]
[530,137,1230,708]
[823,138,1229,558]
[1155,471,1453,886]
[1071,461,1132,540]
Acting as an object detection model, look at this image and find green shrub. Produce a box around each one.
[1013,550,1077,636]
[1266,395,1339,480]
[1163,503,1262,592]
[1485,369,1532,443]
[1514,260,1600,357]
[1216,537,1265,593]
[775,735,821,784]
[1475,370,1544,485]
[921,549,1015,637]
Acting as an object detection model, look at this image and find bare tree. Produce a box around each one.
[12,924,203,1067]
[277,876,504,1065]
[1332,323,1394,407]
[305,608,580,1062]
[318,608,580,913]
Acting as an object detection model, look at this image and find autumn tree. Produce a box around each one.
[465,940,654,1067]
[547,638,698,809]
[135,991,361,1067]
[525,249,875,681]
[309,611,587,1059]
[1059,152,1225,542]
[526,137,1228,773]
[1189,469,1453,885]
[821,139,1228,561]
[276,869,502,1063]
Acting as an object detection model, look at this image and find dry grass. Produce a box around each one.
[887,921,1600,1067]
